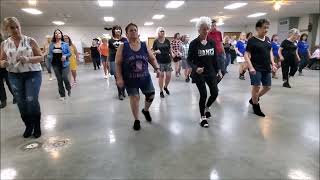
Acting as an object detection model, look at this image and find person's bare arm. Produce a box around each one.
[73,45,79,61]
[0,42,9,68]
[296,49,301,61]
[278,47,284,61]
[115,44,124,87]
[29,38,43,63]
[244,51,255,74]
[147,48,160,70]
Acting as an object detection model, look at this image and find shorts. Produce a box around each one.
[109,61,116,75]
[249,71,271,86]
[181,59,191,69]
[159,63,173,72]
[237,56,245,63]
[101,55,108,62]
[126,79,155,97]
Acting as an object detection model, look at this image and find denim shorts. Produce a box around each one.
[126,78,155,97]
[249,71,271,86]
[101,55,108,62]
[181,59,191,69]
[159,63,173,72]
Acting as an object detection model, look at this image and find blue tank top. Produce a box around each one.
[122,41,150,88]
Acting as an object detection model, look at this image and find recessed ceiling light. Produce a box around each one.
[52,21,65,25]
[104,16,114,22]
[98,0,113,7]
[21,8,43,15]
[152,14,165,20]
[144,22,154,26]
[247,12,267,18]
[224,2,247,10]
[28,0,37,6]
[216,22,224,26]
[190,18,200,23]
[166,1,185,9]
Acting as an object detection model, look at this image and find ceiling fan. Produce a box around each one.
[258,0,298,11]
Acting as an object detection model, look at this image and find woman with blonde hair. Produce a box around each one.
[236,32,248,80]
[63,34,79,86]
[99,37,109,78]
[152,27,173,98]
[0,17,43,138]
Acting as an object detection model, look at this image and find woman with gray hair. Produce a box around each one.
[188,17,221,128]
[278,28,301,88]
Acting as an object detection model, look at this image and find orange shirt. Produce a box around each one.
[99,43,109,56]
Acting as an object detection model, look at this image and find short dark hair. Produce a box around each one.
[64,34,73,46]
[256,19,270,28]
[125,23,138,33]
[246,32,253,39]
[112,25,122,37]
[52,29,64,42]
[300,33,308,41]
[174,33,180,39]
[211,19,216,24]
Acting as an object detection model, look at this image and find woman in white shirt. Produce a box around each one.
[0,17,43,138]
[308,45,320,69]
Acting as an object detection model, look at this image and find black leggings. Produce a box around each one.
[281,58,298,81]
[195,75,219,116]
[0,69,14,102]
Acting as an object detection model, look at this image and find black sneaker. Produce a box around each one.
[205,107,211,118]
[164,87,170,95]
[283,82,292,88]
[160,91,165,98]
[0,101,7,109]
[249,98,260,105]
[239,75,245,80]
[142,109,152,122]
[67,90,71,97]
[133,120,141,131]
[200,117,209,128]
[298,72,304,76]
[13,98,17,104]
[253,103,265,117]
[185,77,190,83]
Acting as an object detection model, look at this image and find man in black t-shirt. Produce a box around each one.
[244,19,277,117]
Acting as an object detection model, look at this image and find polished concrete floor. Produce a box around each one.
[1,64,319,180]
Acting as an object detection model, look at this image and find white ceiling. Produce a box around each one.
[1,0,319,27]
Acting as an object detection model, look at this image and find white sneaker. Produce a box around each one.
[199,116,209,128]
[104,75,108,79]
[59,97,66,101]
[49,77,53,81]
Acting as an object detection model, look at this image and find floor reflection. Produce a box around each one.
[44,115,57,130]
[1,168,17,180]
[288,169,312,180]
[210,169,219,180]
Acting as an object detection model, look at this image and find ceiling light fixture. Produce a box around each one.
[152,14,165,20]
[28,0,37,6]
[98,0,113,7]
[104,17,115,22]
[21,8,43,15]
[144,22,154,26]
[247,12,267,18]
[190,18,200,23]
[166,1,185,9]
[224,2,247,10]
[273,1,282,11]
[52,21,65,26]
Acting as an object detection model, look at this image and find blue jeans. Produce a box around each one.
[217,54,226,75]
[298,53,309,73]
[225,53,231,72]
[8,71,42,120]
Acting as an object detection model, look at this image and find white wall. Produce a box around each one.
[298,15,310,32]
[22,25,248,48]
[316,17,320,45]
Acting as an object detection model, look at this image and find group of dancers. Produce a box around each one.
[0,16,319,137]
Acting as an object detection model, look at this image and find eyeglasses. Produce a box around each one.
[160,31,165,33]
